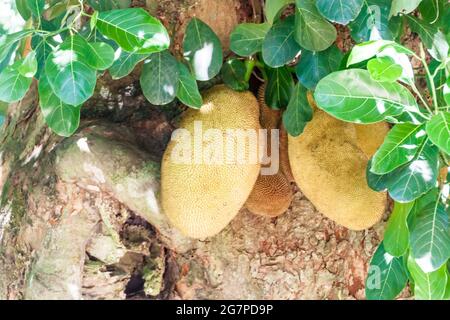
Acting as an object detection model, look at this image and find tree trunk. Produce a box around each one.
[0,0,391,300]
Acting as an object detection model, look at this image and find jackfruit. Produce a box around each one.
[354,123,390,158]
[245,85,293,218]
[161,85,261,238]
[288,108,387,230]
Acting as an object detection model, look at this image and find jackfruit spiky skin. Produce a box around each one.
[245,173,293,217]
[288,109,387,230]
[161,85,261,238]
[280,124,294,183]
[244,85,293,218]
[258,84,281,129]
[354,123,390,158]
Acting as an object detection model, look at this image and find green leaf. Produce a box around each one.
[230,23,270,56]
[87,0,131,11]
[176,62,202,109]
[347,40,414,67]
[282,83,312,136]
[410,201,450,273]
[444,78,450,106]
[316,0,364,25]
[0,30,34,60]
[349,0,394,42]
[108,49,149,79]
[0,43,17,74]
[294,0,337,52]
[367,140,439,202]
[314,69,417,123]
[221,59,248,92]
[45,34,97,106]
[390,0,423,17]
[367,57,402,82]
[140,51,179,105]
[96,8,170,55]
[407,255,448,300]
[365,243,408,300]
[31,34,57,79]
[419,0,445,25]
[183,18,223,81]
[88,42,115,70]
[426,111,450,154]
[384,201,414,257]
[26,0,45,17]
[90,11,99,31]
[265,0,293,24]
[18,50,37,78]
[407,15,449,62]
[0,59,32,103]
[265,66,294,109]
[38,74,80,137]
[295,45,342,90]
[371,123,427,174]
[262,16,301,68]
[16,0,32,20]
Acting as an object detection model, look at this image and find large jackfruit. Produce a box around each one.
[288,109,387,230]
[161,85,261,238]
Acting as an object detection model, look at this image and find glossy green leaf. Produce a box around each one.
[38,74,80,137]
[367,140,439,202]
[45,1,68,21]
[221,59,248,92]
[262,16,301,68]
[407,255,448,300]
[0,30,34,60]
[265,0,293,24]
[294,0,337,52]
[444,78,450,105]
[410,201,450,273]
[45,34,97,106]
[0,43,17,74]
[18,50,37,78]
[90,11,99,31]
[282,83,312,136]
[384,201,414,257]
[16,0,31,20]
[26,0,45,17]
[230,23,270,56]
[183,18,223,81]
[87,0,131,11]
[314,69,417,123]
[265,66,294,109]
[390,0,423,17]
[0,59,32,103]
[349,0,394,42]
[31,35,55,79]
[346,40,414,67]
[419,0,445,24]
[295,45,342,90]
[108,48,149,79]
[140,51,179,105]
[426,111,450,154]
[96,8,170,55]
[367,57,402,82]
[371,123,427,174]
[316,0,364,25]
[88,42,115,70]
[407,15,449,62]
[365,243,408,300]
[176,62,202,109]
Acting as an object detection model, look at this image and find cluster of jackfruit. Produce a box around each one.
[161,85,389,238]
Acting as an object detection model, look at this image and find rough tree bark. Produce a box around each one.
[0,0,400,300]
